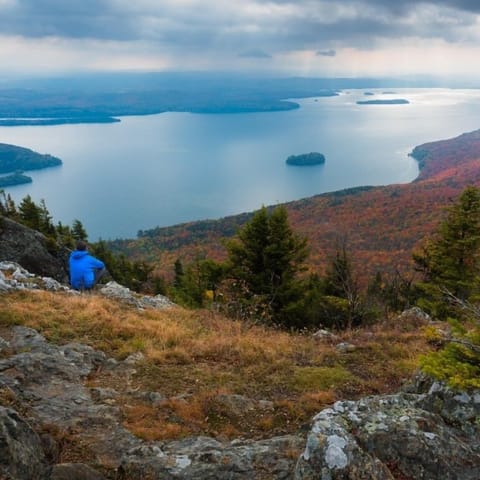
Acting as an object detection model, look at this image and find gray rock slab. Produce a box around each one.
[0,406,49,480]
[295,390,480,480]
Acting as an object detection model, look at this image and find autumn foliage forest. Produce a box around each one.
[110,129,480,287]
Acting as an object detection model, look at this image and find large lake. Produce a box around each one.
[2,88,480,240]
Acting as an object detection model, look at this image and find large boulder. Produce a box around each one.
[0,217,68,282]
[295,382,480,480]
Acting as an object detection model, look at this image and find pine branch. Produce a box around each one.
[440,287,480,321]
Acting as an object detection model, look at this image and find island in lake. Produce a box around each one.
[286,152,326,166]
[0,143,62,187]
[356,99,410,105]
[0,172,32,188]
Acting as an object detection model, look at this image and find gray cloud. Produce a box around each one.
[0,0,478,55]
[362,0,480,13]
[316,49,336,57]
[0,0,138,40]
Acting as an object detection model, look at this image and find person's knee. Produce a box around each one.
[93,267,107,285]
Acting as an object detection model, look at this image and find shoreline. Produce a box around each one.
[4,94,477,240]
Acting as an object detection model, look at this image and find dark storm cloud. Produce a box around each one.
[252,0,478,52]
[0,0,478,52]
[0,0,139,39]
[278,8,476,50]
[361,0,480,13]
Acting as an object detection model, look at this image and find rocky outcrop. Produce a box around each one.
[295,378,480,480]
[0,406,50,480]
[0,217,69,282]
[119,435,304,479]
[0,262,174,309]
[1,275,479,479]
[0,261,71,293]
[0,326,303,479]
[2,322,479,480]
[100,280,175,309]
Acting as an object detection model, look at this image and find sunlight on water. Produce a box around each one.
[1,88,480,240]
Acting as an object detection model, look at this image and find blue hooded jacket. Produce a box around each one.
[69,250,105,290]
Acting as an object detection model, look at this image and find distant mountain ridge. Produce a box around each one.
[109,129,480,281]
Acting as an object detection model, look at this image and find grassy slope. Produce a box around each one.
[110,129,480,283]
[0,290,434,443]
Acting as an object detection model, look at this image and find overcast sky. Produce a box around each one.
[1,0,480,78]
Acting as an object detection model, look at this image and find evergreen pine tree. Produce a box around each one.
[71,219,88,241]
[173,258,185,289]
[226,205,308,327]
[414,185,480,318]
[18,195,42,231]
[38,199,55,236]
[55,222,75,249]
[228,206,271,295]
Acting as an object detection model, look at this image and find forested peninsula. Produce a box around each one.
[0,117,119,127]
[0,74,342,125]
[0,143,62,187]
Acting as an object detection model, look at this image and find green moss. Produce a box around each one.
[291,366,354,392]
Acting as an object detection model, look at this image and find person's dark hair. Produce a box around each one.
[76,240,88,251]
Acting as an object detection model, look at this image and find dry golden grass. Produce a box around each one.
[0,289,434,440]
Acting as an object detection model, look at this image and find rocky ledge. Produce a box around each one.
[1,324,479,479]
[0,326,304,480]
[0,264,479,479]
[296,381,480,479]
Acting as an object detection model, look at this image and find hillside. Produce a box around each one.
[0,262,439,478]
[109,129,480,282]
[2,263,479,479]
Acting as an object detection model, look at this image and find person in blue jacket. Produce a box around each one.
[69,240,106,290]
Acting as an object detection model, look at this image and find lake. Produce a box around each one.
[2,88,480,240]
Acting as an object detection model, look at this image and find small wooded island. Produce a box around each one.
[0,172,32,187]
[286,152,326,166]
[356,99,410,105]
[0,143,62,187]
